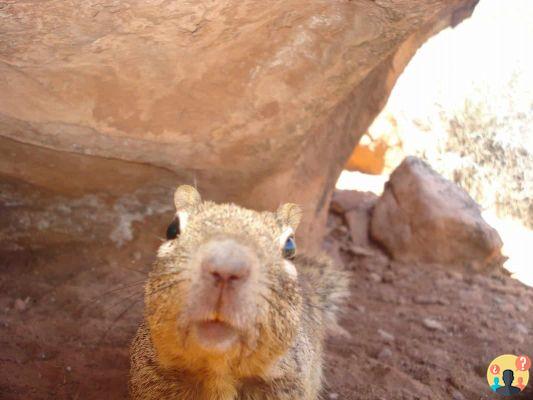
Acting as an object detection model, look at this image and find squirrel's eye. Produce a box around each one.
[166,217,180,240]
[282,236,296,259]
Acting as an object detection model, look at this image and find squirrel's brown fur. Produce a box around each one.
[129,186,348,399]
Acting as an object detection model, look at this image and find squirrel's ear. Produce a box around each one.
[173,185,201,211]
[276,203,302,231]
[169,185,201,235]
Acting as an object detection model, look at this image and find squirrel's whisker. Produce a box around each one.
[149,269,184,278]
[99,297,143,345]
[149,279,189,297]
[84,271,186,313]
[119,265,151,275]
[103,289,145,313]
[86,279,148,305]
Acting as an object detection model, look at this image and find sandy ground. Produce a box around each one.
[1,178,532,399]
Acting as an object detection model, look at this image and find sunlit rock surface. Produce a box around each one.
[371,157,503,269]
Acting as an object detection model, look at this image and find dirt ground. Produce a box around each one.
[1,177,532,399]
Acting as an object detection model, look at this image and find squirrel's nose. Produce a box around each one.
[200,239,252,285]
[202,259,250,284]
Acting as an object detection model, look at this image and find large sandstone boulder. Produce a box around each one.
[370,156,503,269]
[0,0,479,249]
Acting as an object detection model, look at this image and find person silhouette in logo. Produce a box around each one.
[496,369,521,395]
[491,376,502,392]
[517,377,525,391]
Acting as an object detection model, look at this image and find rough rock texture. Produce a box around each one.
[370,156,503,269]
[0,0,479,249]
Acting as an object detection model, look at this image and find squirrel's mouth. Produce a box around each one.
[193,319,239,352]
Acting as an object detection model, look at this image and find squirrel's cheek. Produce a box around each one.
[157,241,175,258]
[282,260,298,278]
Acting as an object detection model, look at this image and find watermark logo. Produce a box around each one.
[487,354,530,396]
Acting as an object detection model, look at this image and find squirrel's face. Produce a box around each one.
[146,186,303,374]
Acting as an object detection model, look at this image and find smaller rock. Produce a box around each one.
[413,295,449,306]
[330,190,378,214]
[508,333,525,344]
[381,270,395,284]
[377,347,393,360]
[498,302,515,314]
[66,366,72,372]
[446,270,464,281]
[451,389,465,400]
[428,348,451,367]
[328,393,339,400]
[377,287,403,304]
[14,297,30,312]
[335,225,349,235]
[516,302,529,313]
[355,305,366,313]
[480,319,491,329]
[515,323,529,336]
[377,329,395,343]
[423,318,445,331]
[345,244,375,257]
[472,274,492,287]
[345,210,371,248]
[369,272,382,283]
[395,309,408,318]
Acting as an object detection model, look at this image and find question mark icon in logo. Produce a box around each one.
[488,355,531,392]
[515,355,531,372]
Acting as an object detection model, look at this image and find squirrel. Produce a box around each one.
[129,185,349,400]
